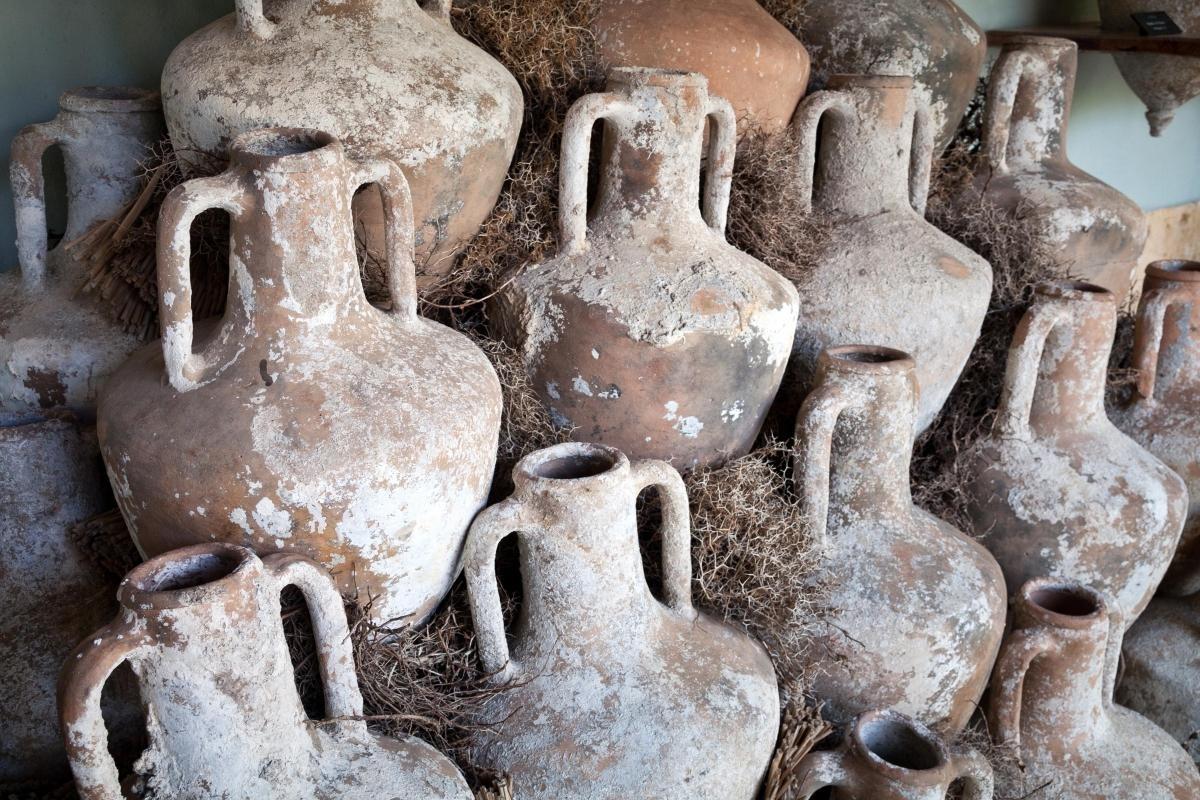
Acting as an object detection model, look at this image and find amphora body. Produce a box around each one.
[59,543,472,799]
[964,283,1186,628]
[800,0,987,151]
[789,76,992,433]
[0,418,116,784]
[591,0,810,133]
[1117,592,1200,763]
[498,69,799,470]
[793,346,1006,732]
[968,38,1148,300]
[794,711,994,799]
[1112,261,1200,596]
[161,0,523,275]
[98,129,501,625]
[464,443,780,799]
[987,579,1200,799]
[4,86,160,417]
[1099,1,1200,136]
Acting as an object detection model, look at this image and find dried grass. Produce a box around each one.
[762,696,834,800]
[67,508,141,581]
[726,126,833,282]
[683,438,825,686]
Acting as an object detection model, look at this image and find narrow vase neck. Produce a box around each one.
[1029,298,1114,434]
[814,80,919,217]
[223,147,366,332]
[591,75,710,230]
[995,41,1075,169]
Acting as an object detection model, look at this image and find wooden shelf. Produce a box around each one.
[987,23,1200,58]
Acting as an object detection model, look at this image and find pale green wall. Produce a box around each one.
[959,0,1200,211]
[1,0,1197,269]
[0,0,232,269]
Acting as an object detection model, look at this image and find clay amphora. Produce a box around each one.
[591,0,810,134]
[59,543,472,799]
[1112,260,1200,597]
[4,87,161,418]
[793,346,1006,732]
[497,69,800,470]
[963,282,1186,628]
[464,443,780,799]
[0,417,116,784]
[968,37,1148,301]
[987,579,1200,799]
[789,76,992,433]
[1116,592,1200,763]
[97,129,502,625]
[1099,1,1200,136]
[161,0,523,276]
[794,710,994,799]
[800,0,986,152]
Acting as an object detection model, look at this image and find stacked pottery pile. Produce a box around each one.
[3,2,1200,799]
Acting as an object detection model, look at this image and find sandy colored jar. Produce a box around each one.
[800,0,986,152]
[1116,592,1200,763]
[963,282,1186,628]
[1112,260,1200,596]
[1099,1,1200,136]
[789,75,992,433]
[793,346,1005,733]
[4,86,160,418]
[968,37,1148,301]
[59,543,472,799]
[161,0,523,276]
[464,443,780,799]
[0,417,117,784]
[97,129,501,626]
[591,0,810,133]
[987,579,1200,799]
[497,69,799,470]
[794,710,994,799]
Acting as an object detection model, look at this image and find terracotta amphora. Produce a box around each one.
[59,543,472,799]
[1112,260,1200,597]
[967,37,1148,301]
[4,86,160,418]
[794,710,994,799]
[464,443,780,799]
[799,0,986,152]
[497,69,799,471]
[1099,1,1200,136]
[0,417,117,784]
[987,578,1200,799]
[789,75,992,433]
[793,346,1006,732]
[161,0,522,277]
[591,0,810,134]
[1117,592,1200,763]
[963,282,1186,628]
[97,129,502,626]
